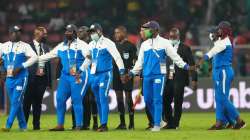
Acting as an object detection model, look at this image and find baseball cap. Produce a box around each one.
[9,25,22,33]
[217,21,231,30]
[142,20,160,30]
[78,26,89,32]
[65,24,77,32]
[88,23,102,32]
[207,26,218,33]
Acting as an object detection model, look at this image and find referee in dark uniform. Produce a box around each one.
[162,27,197,129]
[113,26,137,130]
[23,27,51,130]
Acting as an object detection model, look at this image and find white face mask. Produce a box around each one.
[91,33,100,42]
[209,33,214,41]
[171,39,180,46]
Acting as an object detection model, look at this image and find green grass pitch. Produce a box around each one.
[0,113,249,140]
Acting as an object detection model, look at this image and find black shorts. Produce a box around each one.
[112,69,133,92]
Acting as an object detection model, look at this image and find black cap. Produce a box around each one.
[88,23,102,32]
[78,26,89,32]
[207,26,218,33]
[217,21,231,30]
[9,25,22,33]
[65,24,77,32]
[142,20,160,30]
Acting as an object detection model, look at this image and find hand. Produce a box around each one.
[12,67,22,76]
[197,58,204,69]
[191,81,198,90]
[46,86,52,90]
[120,74,129,84]
[0,58,3,66]
[133,76,141,89]
[188,65,196,71]
[75,72,81,83]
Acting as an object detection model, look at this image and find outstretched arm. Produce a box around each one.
[22,44,38,68]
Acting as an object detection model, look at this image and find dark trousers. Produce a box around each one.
[163,79,185,128]
[72,87,98,128]
[115,90,134,125]
[23,76,47,129]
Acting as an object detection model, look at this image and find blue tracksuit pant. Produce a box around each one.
[143,75,165,126]
[56,71,88,127]
[91,71,112,125]
[213,66,239,124]
[5,77,28,129]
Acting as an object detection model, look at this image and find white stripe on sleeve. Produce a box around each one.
[131,43,144,75]
[39,43,60,63]
[79,40,92,71]
[206,39,227,59]
[165,43,186,69]
[22,44,38,68]
[107,40,125,70]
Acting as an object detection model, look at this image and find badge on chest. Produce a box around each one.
[7,64,14,77]
[123,52,129,60]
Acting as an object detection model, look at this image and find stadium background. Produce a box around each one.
[0,0,250,114]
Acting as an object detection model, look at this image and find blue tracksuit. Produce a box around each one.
[131,35,188,126]
[39,39,91,127]
[0,41,38,129]
[204,37,239,124]
[88,36,124,125]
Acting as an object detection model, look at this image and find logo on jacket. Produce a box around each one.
[123,53,129,59]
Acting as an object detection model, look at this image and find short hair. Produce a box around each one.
[115,25,127,35]
[35,26,47,33]
[169,27,180,35]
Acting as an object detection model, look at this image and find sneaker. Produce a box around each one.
[97,125,108,132]
[20,128,27,132]
[115,124,127,130]
[233,120,246,129]
[72,126,81,131]
[49,126,65,131]
[151,126,161,132]
[226,123,234,129]
[160,121,167,128]
[208,124,225,130]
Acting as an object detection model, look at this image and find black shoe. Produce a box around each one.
[145,125,153,130]
[162,125,176,130]
[116,124,127,130]
[81,126,90,130]
[128,123,134,130]
[97,125,108,132]
[33,127,40,130]
[49,126,65,131]
[233,120,246,129]
[92,124,98,131]
[208,124,225,130]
